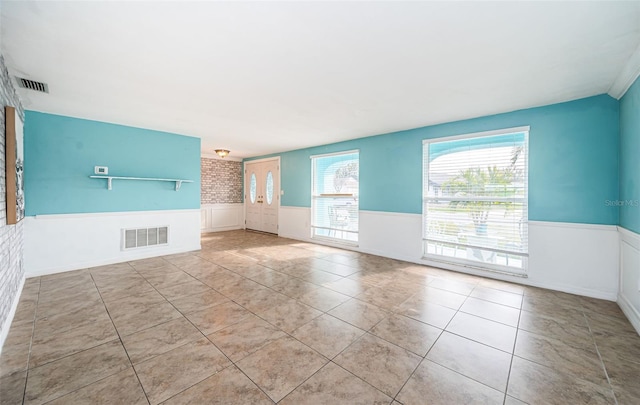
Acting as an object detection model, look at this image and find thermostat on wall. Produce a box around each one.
[94,166,108,175]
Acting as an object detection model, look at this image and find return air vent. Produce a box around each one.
[123,226,168,250]
[15,77,49,93]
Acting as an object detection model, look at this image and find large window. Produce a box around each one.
[423,128,528,274]
[311,150,359,243]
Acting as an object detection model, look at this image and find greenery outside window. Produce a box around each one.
[423,127,529,275]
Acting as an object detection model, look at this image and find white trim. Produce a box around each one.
[202,226,242,233]
[279,230,361,252]
[201,153,243,162]
[0,275,26,356]
[422,126,530,144]
[618,226,640,335]
[529,220,619,232]
[279,205,310,212]
[618,292,640,336]
[619,226,640,249]
[312,235,359,248]
[33,208,201,220]
[309,149,359,159]
[243,156,280,165]
[359,210,421,218]
[26,245,201,278]
[420,256,616,300]
[608,42,640,99]
[422,256,527,278]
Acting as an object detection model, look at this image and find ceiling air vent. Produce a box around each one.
[15,77,49,93]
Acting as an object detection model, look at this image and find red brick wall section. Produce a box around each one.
[200,158,243,204]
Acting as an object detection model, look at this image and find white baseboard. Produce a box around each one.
[24,209,201,277]
[26,244,201,278]
[202,226,243,233]
[0,275,25,356]
[618,292,640,335]
[279,207,620,301]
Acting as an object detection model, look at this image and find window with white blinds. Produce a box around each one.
[311,150,359,243]
[423,127,529,274]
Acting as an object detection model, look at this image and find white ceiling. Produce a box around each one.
[2,1,640,158]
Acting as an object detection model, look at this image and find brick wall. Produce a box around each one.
[0,54,25,339]
[201,158,243,204]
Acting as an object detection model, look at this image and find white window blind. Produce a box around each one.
[423,128,528,274]
[311,151,359,243]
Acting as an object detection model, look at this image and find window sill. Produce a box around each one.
[421,255,528,278]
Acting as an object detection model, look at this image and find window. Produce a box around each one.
[266,171,274,205]
[249,173,257,203]
[311,150,359,243]
[423,127,528,274]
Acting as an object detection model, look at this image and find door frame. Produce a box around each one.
[243,156,281,235]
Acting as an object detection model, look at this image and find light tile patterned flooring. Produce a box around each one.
[1,230,640,404]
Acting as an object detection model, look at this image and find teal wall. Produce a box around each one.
[620,77,640,234]
[24,111,200,215]
[248,95,620,225]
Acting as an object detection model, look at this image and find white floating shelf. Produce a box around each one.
[90,175,194,191]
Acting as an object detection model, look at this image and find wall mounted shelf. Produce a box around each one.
[90,175,194,191]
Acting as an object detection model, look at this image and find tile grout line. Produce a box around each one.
[391,282,524,402]
[22,268,149,405]
[163,251,405,403]
[12,231,635,404]
[390,278,468,403]
[501,295,524,405]
[582,310,619,405]
[133,258,278,405]
[21,276,41,405]
[90,266,153,405]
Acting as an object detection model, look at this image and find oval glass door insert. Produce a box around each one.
[250,173,257,203]
[266,171,274,205]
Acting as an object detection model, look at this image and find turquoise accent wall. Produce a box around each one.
[24,112,200,215]
[247,94,620,225]
[620,77,640,234]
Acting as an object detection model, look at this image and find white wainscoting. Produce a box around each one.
[24,209,201,277]
[278,207,620,300]
[618,227,640,334]
[201,203,244,233]
[278,206,311,240]
[0,275,24,356]
[525,221,619,300]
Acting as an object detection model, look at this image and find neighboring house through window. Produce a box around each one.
[423,127,529,275]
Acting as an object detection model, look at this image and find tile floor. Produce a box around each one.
[1,230,640,404]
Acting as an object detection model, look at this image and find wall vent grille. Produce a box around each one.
[16,77,49,93]
[123,226,168,250]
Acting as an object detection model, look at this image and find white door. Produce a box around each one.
[245,159,279,234]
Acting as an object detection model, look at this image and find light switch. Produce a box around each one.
[94,166,108,175]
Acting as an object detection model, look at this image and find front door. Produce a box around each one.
[245,159,279,234]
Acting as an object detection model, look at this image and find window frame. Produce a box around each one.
[422,126,530,276]
[310,149,360,246]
